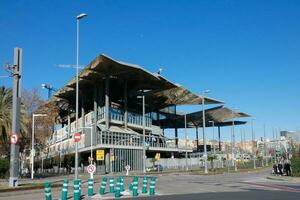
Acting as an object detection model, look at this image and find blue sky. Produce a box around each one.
[1,0,300,141]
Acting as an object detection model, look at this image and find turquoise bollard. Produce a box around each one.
[99,176,107,195]
[88,178,94,197]
[61,180,68,200]
[44,182,52,200]
[109,177,114,193]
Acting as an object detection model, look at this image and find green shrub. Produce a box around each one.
[0,158,9,178]
[291,149,300,177]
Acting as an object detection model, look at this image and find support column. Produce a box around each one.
[196,126,199,150]
[174,105,178,147]
[218,126,221,151]
[123,79,128,129]
[67,111,71,138]
[93,87,98,147]
[105,76,110,129]
[81,96,85,132]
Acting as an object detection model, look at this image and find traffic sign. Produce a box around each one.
[155,153,161,160]
[87,164,96,174]
[96,149,105,161]
[74,132,81,142]
[10,134,19,144]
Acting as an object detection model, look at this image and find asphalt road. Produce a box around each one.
[0,168,299,200]
[134,191,300,200]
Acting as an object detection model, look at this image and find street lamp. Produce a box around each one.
[231,108,238,172]
[75,12,87,180]
[202,89,210,174]
[41,83,57,99]
[31,113,47,179]
[264,124,268,166]
[184,114,188,171]
[137,95,146,173]
[251,119,256,169]
[209,121,215,155]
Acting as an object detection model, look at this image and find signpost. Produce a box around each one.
[96,149,105,161]
[87,164,96,179]
[125,165,130,176]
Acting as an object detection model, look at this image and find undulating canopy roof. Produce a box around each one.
[52,54,223,112]
[157,106,250,129]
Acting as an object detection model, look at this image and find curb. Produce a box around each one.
[0,183,61,193]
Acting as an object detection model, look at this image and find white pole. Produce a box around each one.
[75,13,87,180]
[212,121,215,155]
[75,16,80,181]
[91,125,93,159]
[185,114,188,171]
[251,119,256,169]
[142,95,146,173]
[202,92,208,174]
[31,115,35,179]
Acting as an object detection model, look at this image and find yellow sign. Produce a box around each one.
[96,149,105,161]
[155,153,161,160]
[96,154,104,161]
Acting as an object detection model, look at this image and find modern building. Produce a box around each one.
[41,54,249,173]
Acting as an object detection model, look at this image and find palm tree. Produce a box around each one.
[0,86,28,156]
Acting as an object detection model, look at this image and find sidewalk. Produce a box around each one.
[266,175,300,183]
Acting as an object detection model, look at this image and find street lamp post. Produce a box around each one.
[184,114,188,171]
[251,119,256,169]
[264,124,268,166]
[231,109,238,172]
[41,83,57,99]
[209,121,215,155]
[142,95,146,173]
[31,113,47,179]
[202,90,210,174]
[75,13,87,180]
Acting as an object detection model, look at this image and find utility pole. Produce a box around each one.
[9,48,22,187]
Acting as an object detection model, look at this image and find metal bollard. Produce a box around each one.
[132,177,139,197]
[142,177,148,194]
[114,177,121,198]
[120,176,124,192]
[99,176,107,195]
[109,177,114,193]
[61,180,69,200]
[78,179,82,198]
[44,182,52,200]
[149,177,156,196]
[88,178,94,197]
[73,180,80,200]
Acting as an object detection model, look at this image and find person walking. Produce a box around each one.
[285,159,291,176]
[278,161,283,176]
[272,163,278,175]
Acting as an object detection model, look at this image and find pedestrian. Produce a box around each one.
[285,159,291,176]
[272,164,278,175]
[278,162,283,176]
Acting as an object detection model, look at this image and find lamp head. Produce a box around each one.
[77,13,87,20]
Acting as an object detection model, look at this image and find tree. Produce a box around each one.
[208,154,218,170]
[0,86,28,156]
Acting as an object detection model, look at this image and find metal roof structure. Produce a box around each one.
[52,54,223,111]
[157,106,251,129]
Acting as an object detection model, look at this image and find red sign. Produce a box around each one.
[10,134,19,144]
[74,132,81,142]
[87,164,96,174]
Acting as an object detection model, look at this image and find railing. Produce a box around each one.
[98,106,152,128]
